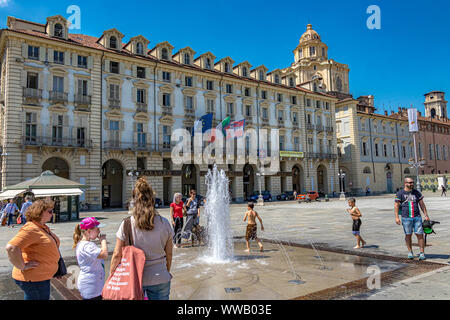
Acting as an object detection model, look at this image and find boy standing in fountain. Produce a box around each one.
[347,198,366,249]
[243,202,264,252]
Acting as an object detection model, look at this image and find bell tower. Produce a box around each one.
[424,91,447,119]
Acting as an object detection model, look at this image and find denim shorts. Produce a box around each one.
[143,281,171,300]
[402,217,423,235]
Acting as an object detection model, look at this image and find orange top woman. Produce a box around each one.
[5,199,60,300]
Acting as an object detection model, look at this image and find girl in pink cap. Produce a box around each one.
[73,217,108,300]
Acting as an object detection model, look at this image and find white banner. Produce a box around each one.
[408,108,419,132]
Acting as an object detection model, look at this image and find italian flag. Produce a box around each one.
[210,116,231,143]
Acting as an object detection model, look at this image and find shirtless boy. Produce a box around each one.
[346,198,366,249]
[243,202,264,252]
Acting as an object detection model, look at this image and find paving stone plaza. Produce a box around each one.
[1,192,449,300]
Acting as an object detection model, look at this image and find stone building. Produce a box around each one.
[389,91,450,176]
[336,95,414,195]
[0,16,340,209]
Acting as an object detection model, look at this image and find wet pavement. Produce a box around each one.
[0,192,449,300]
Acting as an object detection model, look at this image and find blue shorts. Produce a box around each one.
[402,217,423,235]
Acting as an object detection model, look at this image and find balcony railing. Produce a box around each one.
[162,106,172,116]
[184,108,195,118]
[136,102,148,113]
[325,126,334,133]
[306,123,315,131]
[22,136,92,148]
[49,91,68,103]
[23,88,42,100]
[104,141,152,151]
[244,115,253,123]
[277,119,285,128]
[74,94,91,106]
[292,121,299,129]
[261,118,269,126]
[108,99,121,109]
[315,124,324,132]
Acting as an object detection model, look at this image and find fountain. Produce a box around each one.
[202,165,234,263]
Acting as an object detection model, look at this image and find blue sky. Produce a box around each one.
[1,0,449,115]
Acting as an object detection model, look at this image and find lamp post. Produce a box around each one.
[408,154,425,192]
[127,170,140,213]
[256,166,264,206]
[338,169,346,200]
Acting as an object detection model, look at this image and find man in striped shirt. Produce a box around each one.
[395,178,431,260]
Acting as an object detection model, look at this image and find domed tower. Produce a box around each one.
[286,24,350,95]
[294,24,328,62]
[424,91,447,119]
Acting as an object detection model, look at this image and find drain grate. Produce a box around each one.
[225,287,242,293]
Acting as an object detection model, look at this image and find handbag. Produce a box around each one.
[44,227,67,278]
[102,217,146,300]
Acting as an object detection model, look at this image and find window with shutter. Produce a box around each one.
[184,53,190,65]
[161,48,169,60]
[78,79,88,95]
[136,43,144,55]
[137,89,145,103]
[27,72,38,89]
[25,112,37,143]
[162,71,171,82]
[77,127,86,146]
[162,93,171,106]
[185,96,193,109]
[53,76,64,92]
[52,115,63,145]
[78,55,88,68]
[110,36,117,49]
[185,76,193,87]
[110,61,119,74]
[53,51,64,64]
[163,125,171,148]
[136,67,146,79]
[28,46,39,60]
[54,23,63,37]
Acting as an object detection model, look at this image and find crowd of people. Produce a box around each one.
[2,176,437,300]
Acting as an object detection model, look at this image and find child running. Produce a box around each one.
[346,198,366,249]
[73,217,108,300]
[243,202,264,252]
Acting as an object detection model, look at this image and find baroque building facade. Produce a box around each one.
[389,91,450,176]
[336,95,414,195]
[0,16,340,209]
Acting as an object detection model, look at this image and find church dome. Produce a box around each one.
[299,24,321,44]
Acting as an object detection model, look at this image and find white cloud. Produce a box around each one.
[0,0,10,7]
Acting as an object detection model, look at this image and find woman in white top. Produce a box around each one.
[110,178,174,300]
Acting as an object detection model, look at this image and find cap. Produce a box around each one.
[80,217,105,230]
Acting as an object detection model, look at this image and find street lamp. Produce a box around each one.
[409,156,425,192]
[338,169,346,200]
[256,167,264,206]
[127,170,140,213]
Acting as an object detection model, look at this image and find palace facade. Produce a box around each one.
[0,16,341,209]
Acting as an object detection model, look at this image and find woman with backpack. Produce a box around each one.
[110,178,174,300]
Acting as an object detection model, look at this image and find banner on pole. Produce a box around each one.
[408,108,419,132]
